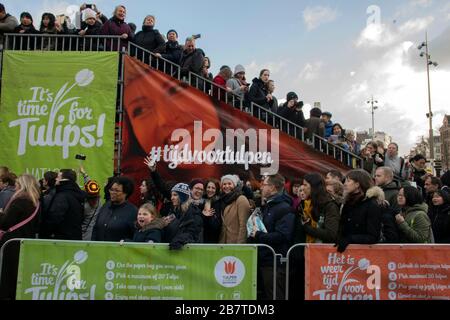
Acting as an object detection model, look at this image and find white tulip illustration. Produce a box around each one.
[74,250,88,264]
[75,69,95,87]
[358,258,370,271]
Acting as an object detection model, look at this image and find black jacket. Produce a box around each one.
[338,194,382,245]
[80,21,102,36]
[163,204,203,248]
[251,193,295,266]
[248,77,268,109]
[155,40,183,64]
[0,195,39,246]
[92,201,137,242]
[132,219,165,243]
[179,48,204,77]
[382,181,400,208]
[277,103,305,127]
[40,181,86,240]
[133,26,165,52]
[429,204,450,243]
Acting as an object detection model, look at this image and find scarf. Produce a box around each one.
[302,200,318,243]
[218,189,242,216]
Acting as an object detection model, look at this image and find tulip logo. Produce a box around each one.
[215,257,245,288]
[224,261,236,275]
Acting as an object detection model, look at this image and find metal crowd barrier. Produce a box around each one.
[0,239,279,300]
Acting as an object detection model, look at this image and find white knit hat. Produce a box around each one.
[234,64,245,75]
[221,175,240,188]
[83,8,97,21]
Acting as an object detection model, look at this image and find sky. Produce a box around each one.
[2,0,450,155]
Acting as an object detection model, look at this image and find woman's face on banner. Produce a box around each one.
[124,67,221,174]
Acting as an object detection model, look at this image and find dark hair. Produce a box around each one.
[388,142,399,150]
[104,176,115,201]
[401,186,423,207]
[259,69,270,77]
[433,190,450,204]
[40,13,56,30]
[426,176,442,188]
[0,4,5,13]
[44,171,58,188]
[310,107,322,118]
[304,173,332,220]
[20,12,33,21]
[204,179,220,199]
[60,169,77,183]
[412,154,426,162]
[267,174,285,192]
[346,170,374,195]
[366,141,378,150]
[0,173,16,186]
[290,179,302,195]
[112,176,135,199]
[327,170,345,183]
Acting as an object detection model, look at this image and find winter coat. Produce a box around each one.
[163,204,203,245]
[248,77,269,109]
[338,187,382,245]
[251,193,296,266]
[179,48,204,77]
[303,199,340,243]
[398,203,432,243]
[304,116,325,140]
[0,195,39,246]
[202,198,222,243]
[0,14,19,44]
[155,40,183,64]
[324,121,334,138]
[39,181,86,240]
[429,203,450,243]
[219,195,251,244]
[226,77,247,99]
[133,26,165,52]
[132,218,165,243]
[100,17,133,50]
[0,186,15,210]
[80,21,102,36]
[277,103,306,128]
[92,201,138,242]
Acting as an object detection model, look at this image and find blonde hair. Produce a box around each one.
[139,203,160,218]
[15,174,41,207]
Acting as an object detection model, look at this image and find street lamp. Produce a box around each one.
[366,96,378,140]
[418,32,438,164]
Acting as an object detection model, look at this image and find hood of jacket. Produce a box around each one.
[382,180,400,191]
[405,203,428,215]
[266,192,293,207]
[252,77,265,87]
[139,218,166,231]
[366,186,385,202]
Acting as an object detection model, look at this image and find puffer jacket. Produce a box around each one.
[132,218,165,243]
[398,203,432,243]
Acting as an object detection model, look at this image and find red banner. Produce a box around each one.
[121,56,348,203]
[305,244,450,300]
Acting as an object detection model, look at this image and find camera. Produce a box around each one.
[75,154,87,161]
[192,34,201,40]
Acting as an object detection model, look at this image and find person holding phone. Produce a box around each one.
[226,64,250,107]
[78,8,101,37]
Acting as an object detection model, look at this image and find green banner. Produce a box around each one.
[16,240,257,300]
[0,51,118,186]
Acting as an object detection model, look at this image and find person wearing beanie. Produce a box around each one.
[217,175,251,244]
[189,179,205,203]
[82,179,102,240]
[227,64,250,105]
[154,29,183,65]
[277,91,305,132]
[162,183,203,250]
[132,14,165,53]
[14,12,38,34]
[304,107,325,141]
[79,8,102,37]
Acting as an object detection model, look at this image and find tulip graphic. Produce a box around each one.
[52,250,89,299]
[74,251,88,264]
[336,258,372,299]
[75,69,95,87]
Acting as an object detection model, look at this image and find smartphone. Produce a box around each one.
[86,4,93,9]
[75,154,87,161]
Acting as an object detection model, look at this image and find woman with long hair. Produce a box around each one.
[428,190,450,243]
[201,179,221,243]
[301,173,340,243]
[336,170,382,252]
[395,186,432,243]
[0,174,41,246]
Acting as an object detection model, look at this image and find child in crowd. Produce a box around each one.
[132,203,165,243]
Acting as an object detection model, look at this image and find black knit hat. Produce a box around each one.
[20,12,33,22]
[167,29,178,38]
[286,92,298,101]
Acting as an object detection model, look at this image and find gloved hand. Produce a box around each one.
[334,238,350,253]
[169,239,185,250]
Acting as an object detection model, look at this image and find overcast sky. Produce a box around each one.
[3,0,450,155]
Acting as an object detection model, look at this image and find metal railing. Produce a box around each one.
[2,34,364,169]
[4,33,124,52]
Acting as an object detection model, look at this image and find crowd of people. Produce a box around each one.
[1,152,449,298]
